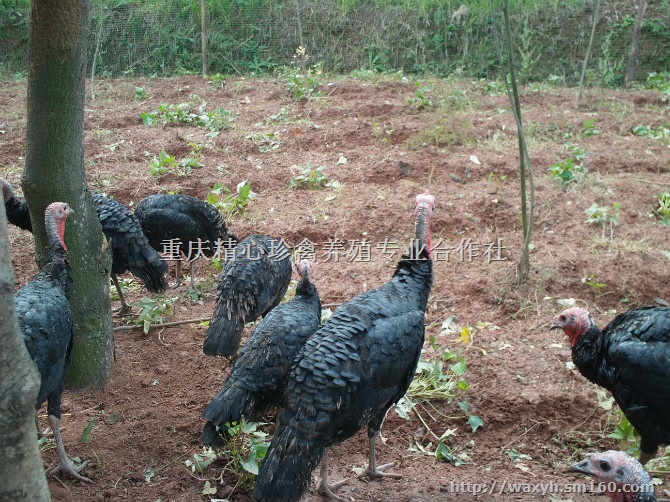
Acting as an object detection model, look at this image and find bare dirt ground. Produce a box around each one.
[1,74,670,501]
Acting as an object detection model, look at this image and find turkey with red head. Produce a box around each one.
[254,192,435,502]
[1,178,168,314]
[571,450,657,502]
[15,202,91,482]
[551,306,670,466]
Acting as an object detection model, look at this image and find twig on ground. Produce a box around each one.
[113,316,211,332]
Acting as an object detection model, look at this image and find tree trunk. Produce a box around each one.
[575,0,601,108]
[0,204,52,501]
[624,0,648,89]
[23,0,114,389]
[201,0,207,76]
[491,0,535,284]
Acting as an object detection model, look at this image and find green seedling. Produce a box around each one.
[208,180,256,219]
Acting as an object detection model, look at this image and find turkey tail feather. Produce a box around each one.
[254,424,325,502]
[203,309,242,356]
[201,386,251,447]
[127,251,168,293]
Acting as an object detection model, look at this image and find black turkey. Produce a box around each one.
[254,192,435,502]
[15,202,91,482]
[202,259,321,447]
[203,234,292,357]
[91,191,168,313]
[1,177,33,231]
[134,193,237,289]
[1,178,168,314]
[551,306,670,465]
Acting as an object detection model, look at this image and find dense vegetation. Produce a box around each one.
[1,0,669,84]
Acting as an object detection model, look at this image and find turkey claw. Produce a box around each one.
[112,305,132,317]
[316,476,350,501]
[359,462,402,479]
[51,459,92,483]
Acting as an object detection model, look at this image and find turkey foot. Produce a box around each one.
[50,458,91,483]
[111,274,132,316]
[49,415,92,483]
[171,260,183,289]
[359,436,401,479]
[316,451,351,502]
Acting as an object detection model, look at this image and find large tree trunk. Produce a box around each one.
[22,0,114,388]
[0,204,52,501]
[624,0,648,89]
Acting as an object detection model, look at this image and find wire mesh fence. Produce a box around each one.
[1,0,669,85]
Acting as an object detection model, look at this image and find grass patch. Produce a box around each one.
[407,114,475,150]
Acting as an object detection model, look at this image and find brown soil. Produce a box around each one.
[1,75,670,501]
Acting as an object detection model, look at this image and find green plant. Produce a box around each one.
[581,118,601,137]
[208,180,256,219]
[632,124,670,147]
[206,73,227,88]
[644,71,670,102]
[182,142,205,169]
[407,80,433,110]
[405,347,468,403]
[398,334,479,466]
[144,466,155,483]
[140,94,237,135]
[285,46,322,100]
[80,419,95,444]
[656,192,670,227]
[133,86,149,101]
[184,447,218,474]
[214,419,270,492]
[247,132,281,153]
[458,400,484,434]
[372,121,395,145]
[592,31,624,88]
[149,149,178,176]
[109,276,140,302]
[484,80,507,96]
[130,296,176,334]
[582,274,606,304]
[608,410,640,458]
[516,17,540,84]
[549,142,588,187]
[585,202,620,238]
[289,164,340,190]
[487,171,507,189]
[259,107,292,126]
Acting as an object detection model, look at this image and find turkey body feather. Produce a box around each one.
[135,193,236,256]
[203,234,292,357]
[15,202,91,482]
[202,260,321,447]
[16,260,73,417]
[91,191,168,294]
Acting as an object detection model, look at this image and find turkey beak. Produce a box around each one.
[569,458,595,476]
[549,318,562,330]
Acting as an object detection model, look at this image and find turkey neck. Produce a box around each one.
[571,325,602,384]
[43,210,71,294]
[391,199,434,311]
[295,272,320,308]
[413,202,432,258]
